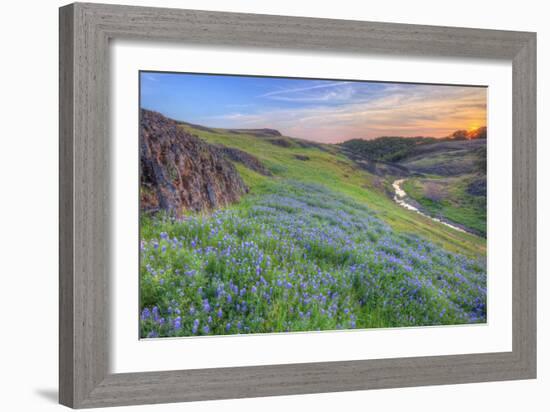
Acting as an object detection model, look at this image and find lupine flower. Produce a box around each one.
[139,181,486,338]
[141,308,151,321]
[192,319,200,334]
[152,306,160,322]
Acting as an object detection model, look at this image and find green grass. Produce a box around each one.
[140,180,486,338]
[179,124,486,258]
[139,123,488,338]
[403,176,486,236]
[401,151,478,170]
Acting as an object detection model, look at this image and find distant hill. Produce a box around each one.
[399,138,486,176]
[339,127,487,163]
[178,120,335,154]
[340,136,438,163]
[450,126,487,140]
[226,128,282,137]
[177,120,282,138]
[338,128,487,236]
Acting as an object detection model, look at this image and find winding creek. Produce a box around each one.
[392,179,467,233]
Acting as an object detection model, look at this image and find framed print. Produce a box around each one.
[59,2,536,408]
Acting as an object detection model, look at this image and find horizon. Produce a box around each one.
[140,72,487,144]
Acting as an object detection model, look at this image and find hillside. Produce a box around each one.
[140,114,487,338]
[340,128,486,165]
[172,120,487,253]
[178,120,282,138]
[338,133,487,236]
[399,138,486,176]
[340,136,438,163]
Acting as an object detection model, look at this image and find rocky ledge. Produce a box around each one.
[216,145,272,176]
[140,109,248,215]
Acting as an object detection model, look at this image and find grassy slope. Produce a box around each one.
[400,150,480,176]
[395,139,487,236]
[402,176,486,236]
[179,124,486,258]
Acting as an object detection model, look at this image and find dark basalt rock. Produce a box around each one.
[217,145,272,176]
[140,109,248,215]
[269,138,292,148]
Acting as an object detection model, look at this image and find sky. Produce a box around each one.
[140,72,487,143]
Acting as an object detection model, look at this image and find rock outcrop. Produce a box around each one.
[269,138,292,148]
[227,128,282,137]
[216,146,272,176]
[140,109,248,214]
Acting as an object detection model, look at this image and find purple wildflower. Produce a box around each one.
[141,308,151,321]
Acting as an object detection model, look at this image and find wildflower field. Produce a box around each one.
[139,124,487,338]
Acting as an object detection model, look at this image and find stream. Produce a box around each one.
[392,179,467,233]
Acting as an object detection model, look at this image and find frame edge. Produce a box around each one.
[59,3,75,408]
[512,32,537,379]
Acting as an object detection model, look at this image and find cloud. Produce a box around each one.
[142,74,160,82]
[261,81,352,97]
[260,81,355,102]
[205,112,265,124]
[202,83,486,143]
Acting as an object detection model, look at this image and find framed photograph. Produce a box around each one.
[59,2,536,408]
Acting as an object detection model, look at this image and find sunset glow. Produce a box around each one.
[141,72,487,143]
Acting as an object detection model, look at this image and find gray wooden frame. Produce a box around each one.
[59,2,536,408]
